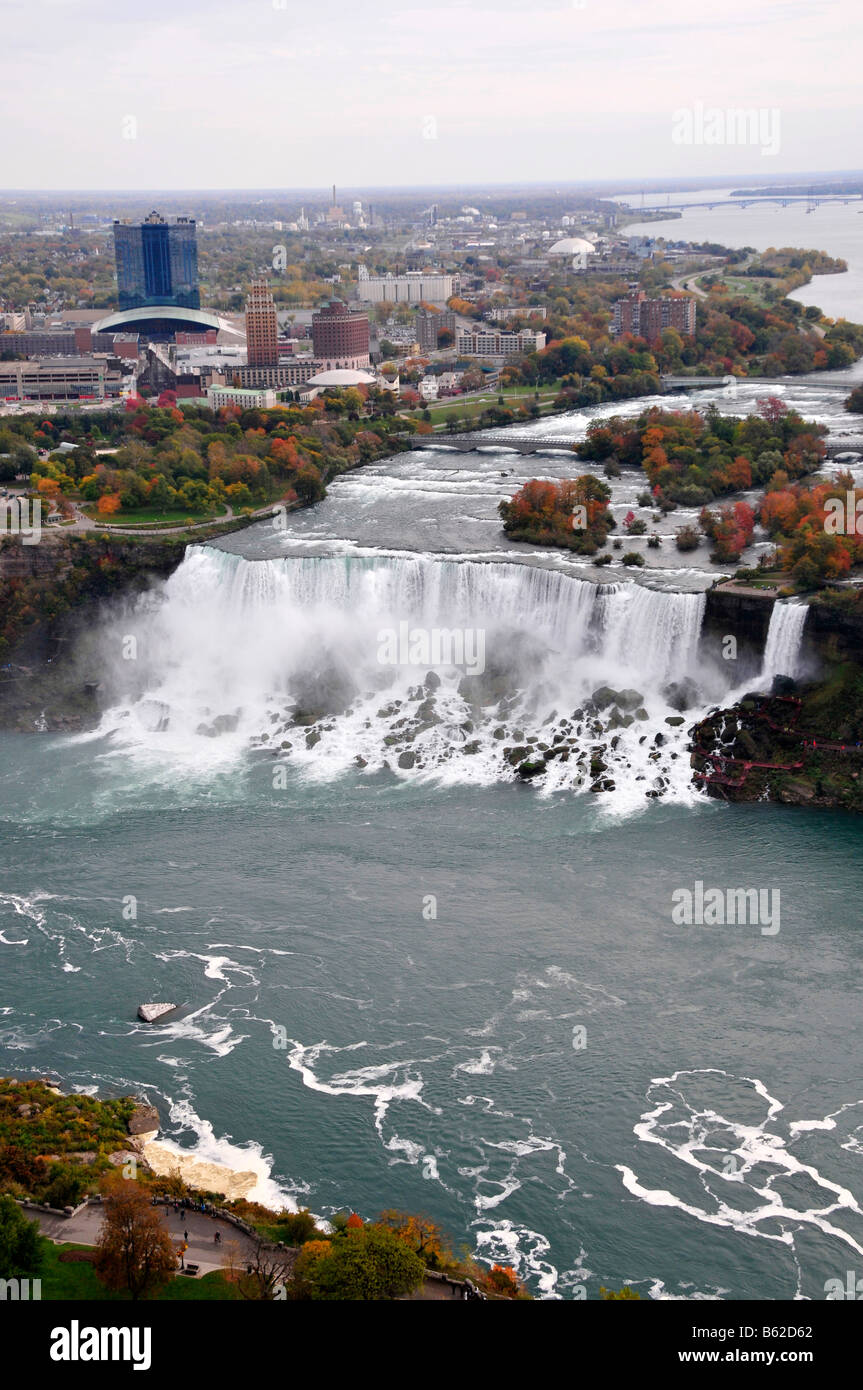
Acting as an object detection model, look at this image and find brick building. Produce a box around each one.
[611,290,696,339]
[244,281,279,368]
[311,300,370,370]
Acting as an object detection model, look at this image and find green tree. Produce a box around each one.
[303,1224,425,1300]
[0,1195,42,1279]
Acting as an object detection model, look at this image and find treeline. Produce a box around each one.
[0,1079,527,1301]
[577,398,826,508]
[6,395,412,520]
[498,401,833,570]
[758,470,863,588]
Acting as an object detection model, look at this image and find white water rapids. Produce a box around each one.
[79,546,749,813]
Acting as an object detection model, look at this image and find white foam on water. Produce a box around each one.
[152,1094,301,1211]
[620,1068,863,1263]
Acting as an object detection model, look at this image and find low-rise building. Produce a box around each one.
[485,305,547,323]
[235,360,320,389]
[356,267,457,304]
[0,357,120,401]
[207,384,277,410]
[455,328,547,358]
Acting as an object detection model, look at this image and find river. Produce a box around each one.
[620,187,863,323]
[2,285,863,1300]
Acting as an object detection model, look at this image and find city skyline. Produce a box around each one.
[1,0,861,189]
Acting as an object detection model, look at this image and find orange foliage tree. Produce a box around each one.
[93,1175,177,1300]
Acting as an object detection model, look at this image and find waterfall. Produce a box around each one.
[762,602,809,683]
[88,547,714,808]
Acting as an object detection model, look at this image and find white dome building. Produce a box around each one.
[547,236,596,271]
[305,368,377,388]
[548,236,596,256]
[299,367,378,402]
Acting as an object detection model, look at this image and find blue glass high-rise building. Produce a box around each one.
[113,212,200,311]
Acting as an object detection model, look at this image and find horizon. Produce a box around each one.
[4,170,863,201]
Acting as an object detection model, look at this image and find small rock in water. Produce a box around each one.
[137,1003,178,1024]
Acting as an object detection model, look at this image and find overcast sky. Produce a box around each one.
[2,0,860,189]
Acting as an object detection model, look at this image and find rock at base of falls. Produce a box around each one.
[137,1002,178,1024]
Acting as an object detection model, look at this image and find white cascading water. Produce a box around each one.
[87,546,717,812]
[761,601,809,683]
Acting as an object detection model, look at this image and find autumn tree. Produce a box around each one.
[96,491,122,516]
[93,1175,177,1300]
[377,1210,450,1268]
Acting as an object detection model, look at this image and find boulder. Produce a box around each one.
[590,685,618,710]
[663,678,700,712]
[128,1104,160,1137]
[516,759,545,779]
[137,1003,178,1024]
[506,745,529,766]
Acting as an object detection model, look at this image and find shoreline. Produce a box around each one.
[142,1138,263,1203]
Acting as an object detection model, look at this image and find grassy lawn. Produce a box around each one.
[39,1242,241,1301]
[704,275,777,307]
[404,384,562,429]
[81,504,227,528]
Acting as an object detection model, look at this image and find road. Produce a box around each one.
[670,269,710,300]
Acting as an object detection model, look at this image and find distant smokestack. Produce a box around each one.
[332,184,336,206]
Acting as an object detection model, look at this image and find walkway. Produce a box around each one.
[31,1202,258,1275]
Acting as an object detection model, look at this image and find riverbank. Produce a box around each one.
[692,655,863,811]
[0,1077,527,1299]
[141,1139,260,1202]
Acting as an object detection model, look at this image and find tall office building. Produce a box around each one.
[245,280,279,368]
[112,211,200,311]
